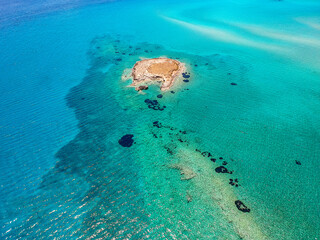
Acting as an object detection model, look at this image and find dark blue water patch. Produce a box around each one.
[3,35,151,239]
[157,94,163,98]
[230,82,237,85]
[118,134,134,147]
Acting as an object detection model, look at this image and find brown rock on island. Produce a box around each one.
[129,58,185,91]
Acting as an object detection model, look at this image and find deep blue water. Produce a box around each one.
[1,0,320,239]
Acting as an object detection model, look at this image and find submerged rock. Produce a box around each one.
[182,72,190,78]
[118,134,134,147]
[135,85,148,91]
[144,99,165,111]
[215,166,230,173]
[186,191,193,203]
[201,151,212,157]
[235,200,251,213]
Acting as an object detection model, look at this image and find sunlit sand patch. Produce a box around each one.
[225,21,320,48]
[162,16,285,53]
[295,17,320,31]
[131,118,268,239]
[174,147,268,240]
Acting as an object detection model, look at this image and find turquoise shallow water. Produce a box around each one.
[0,0,320,239]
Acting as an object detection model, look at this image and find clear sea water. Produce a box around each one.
[0,0,320,239]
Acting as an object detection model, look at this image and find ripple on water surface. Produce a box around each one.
[3,33,318,240]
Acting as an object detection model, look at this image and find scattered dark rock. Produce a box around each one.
[136,85,148,91]
[157,94,163,98]
[115,58,122,61]
[183,79,189,83]
[295,160,301,165]
[153,121,162,128]
[222,161,228,165]
[144,99,165,111]
[164,146,173,155]
[229,179,240,187]
[219,157,223,160]
[235,200,250,213]
[211,158,216,162]
[230,82,237,85]
[194,64,198,67]
[182,72,190,78]
[118,134,134,147]
[201,151,212,157]
[170,91,175,94]
[215,166,230,173]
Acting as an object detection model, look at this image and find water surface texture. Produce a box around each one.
[1,0,320,239]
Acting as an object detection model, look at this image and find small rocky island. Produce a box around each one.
[125,57,186,91]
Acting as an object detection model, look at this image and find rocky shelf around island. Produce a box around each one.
[125,58,186,91]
